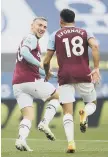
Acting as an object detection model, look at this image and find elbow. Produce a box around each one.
[92,43,99,51]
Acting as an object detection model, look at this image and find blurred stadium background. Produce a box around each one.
[1,0,108,157]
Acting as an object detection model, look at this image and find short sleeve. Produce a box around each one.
[86,30,95,40]
[47,31,57,50]
[22,34,37,50]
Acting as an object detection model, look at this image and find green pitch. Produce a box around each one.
[2,124,108,157]
[1,100,108,157]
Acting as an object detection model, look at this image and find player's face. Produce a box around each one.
[33,19,47,38]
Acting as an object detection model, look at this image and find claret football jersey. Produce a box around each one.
[12,33,41,85]
[48,26,95,85]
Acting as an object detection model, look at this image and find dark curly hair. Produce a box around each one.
[60,9,75,23]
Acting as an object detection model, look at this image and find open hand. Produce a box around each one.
[88,68,101,84]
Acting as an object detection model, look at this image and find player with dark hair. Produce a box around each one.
[12,17,60,151]
[43,9,100,153]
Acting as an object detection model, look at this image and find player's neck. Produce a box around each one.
[30,30,39,39]
[64,23,75,27]
[30,29,35,35]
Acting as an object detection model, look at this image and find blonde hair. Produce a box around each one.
[33,17,47,22]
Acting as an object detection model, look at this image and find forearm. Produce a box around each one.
[20,46,41,67]
[88,38,100,69]
[43,50,54,77]
[43,63,50,76]
[92,46,100,68]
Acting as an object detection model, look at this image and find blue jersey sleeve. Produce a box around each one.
[20,33,40,67]
[22,33,37,50]
[47,31,57,51]
[20,46,41,67]
[86,30,95,40]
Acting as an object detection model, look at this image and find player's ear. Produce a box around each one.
[60,18,64,28]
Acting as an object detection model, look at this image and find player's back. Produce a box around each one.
[12,33,41,85]
[55,26,91,85]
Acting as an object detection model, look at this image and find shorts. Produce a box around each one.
[59,83,96,104]
[13,79,55,109]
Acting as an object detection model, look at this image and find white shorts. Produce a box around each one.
[59,83,96,104]
[13,79,55,109]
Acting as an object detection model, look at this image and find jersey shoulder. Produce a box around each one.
[22,33,37,50]
[74,26,86,31]
[23,33,37,45]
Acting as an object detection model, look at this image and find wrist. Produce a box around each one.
[94,67,99,69]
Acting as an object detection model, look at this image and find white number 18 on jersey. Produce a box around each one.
[62,36,84,57]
